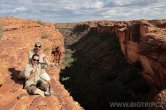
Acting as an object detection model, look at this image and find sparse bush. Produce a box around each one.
[41,33,49,39]
[61,77,70,81]
[37,20,44,25]
[62,48,75,69]
[0,23,3,39]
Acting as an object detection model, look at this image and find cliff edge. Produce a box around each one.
[0,17,83,110]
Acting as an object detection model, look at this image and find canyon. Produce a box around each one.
[57,19,166,110]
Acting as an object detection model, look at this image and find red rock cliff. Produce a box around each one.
[78,20,166,91]
[56,19,166,110]
[0,17,83,110]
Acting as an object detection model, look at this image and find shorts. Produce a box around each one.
[40,72,50,81]
[25,80,48,94]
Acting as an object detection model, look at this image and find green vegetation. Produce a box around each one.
[37,20,44,25]
[61,77,70,81]
[62,48,75,69]
[41,33,49,39]
[0,23,3,39]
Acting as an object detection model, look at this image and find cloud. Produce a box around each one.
[13,6,28,13]
[0,0,165,22]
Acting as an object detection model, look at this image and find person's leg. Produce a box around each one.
[34,88,45,97]
[40,72,51,91]
[25,80,36,94]
[18,71,25,79]
[25,85,36,94]
[25,85,45,97]
[36,80,51,96]
[36,80,48,91]
[25,80,46,97]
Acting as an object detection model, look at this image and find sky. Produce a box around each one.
[0,0,165,23]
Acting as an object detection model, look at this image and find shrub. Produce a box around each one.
[62,48,75,69]
[37,20,44,25]
[41,33,49,39]
[61,77,70,81]
[0,23,3,39]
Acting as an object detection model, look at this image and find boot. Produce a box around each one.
[44,87,52,96]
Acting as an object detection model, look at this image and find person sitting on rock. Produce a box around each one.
[23,54,51,97]
[28,42,56,85]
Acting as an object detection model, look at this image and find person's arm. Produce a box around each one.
[42,53,56,67]
[24,64,34,79]
[28,50,33,63]
[43,55,51,66]
[28,50,33,59]
[26,73,34,80]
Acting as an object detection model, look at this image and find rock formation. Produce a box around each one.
[0,17,83,110]
[79,19,166,91]
[57,19,166,110]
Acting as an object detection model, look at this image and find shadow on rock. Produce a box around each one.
[8,68,25,88]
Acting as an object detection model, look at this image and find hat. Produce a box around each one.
[33,56,39,60]
[35,42,41,47]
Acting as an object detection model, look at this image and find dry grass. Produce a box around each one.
[37,20,44,26]
[0,23,3,39]
[41,33,49,39]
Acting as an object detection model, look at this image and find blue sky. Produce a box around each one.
[0,0,165,23]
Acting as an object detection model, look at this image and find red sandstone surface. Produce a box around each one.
[0,17,83,110]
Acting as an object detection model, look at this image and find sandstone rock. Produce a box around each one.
[0,17,83,110]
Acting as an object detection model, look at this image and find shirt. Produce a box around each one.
[28,49,46,63]
[24,63,42,82]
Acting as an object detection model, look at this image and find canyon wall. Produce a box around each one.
[78,20,166,90]
[58,19,166,110]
